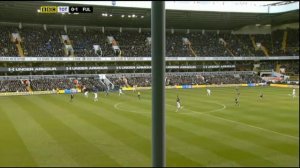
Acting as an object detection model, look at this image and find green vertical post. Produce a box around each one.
[151,1,165,167]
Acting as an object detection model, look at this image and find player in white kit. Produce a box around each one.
[119,88,124,96]
[292,88,296,99]
[176,95,183,112]
[207,88,211,96]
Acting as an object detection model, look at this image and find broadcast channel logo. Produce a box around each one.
[40,6,57,13]
[39,6,93,14]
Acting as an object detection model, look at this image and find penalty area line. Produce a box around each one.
[114,102,148,115]
[166,103,299,140]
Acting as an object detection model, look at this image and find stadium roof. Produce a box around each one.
[0,1,298,30]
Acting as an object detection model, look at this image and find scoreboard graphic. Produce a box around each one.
[39,6,93,14]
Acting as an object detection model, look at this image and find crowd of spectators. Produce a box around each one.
[0,26,19,56]
[0,72,294,92]
[108,73,264,87]
[29,78,106,91]
[0,80,27,92]
[0,25,298,57]
[112,31,151,57]
[187,32,231,57]
[223,34,254,57]
[79,78,106,91]
[30,78,74,91]
[165,74,263,85]
[271,30,284,56]
[67,28,110,57]
[20,27,64,57]
[259,62,276,71]
[286,29,299,56]
[110,76,152,87]
[281,62,299,75]
[0,78,107,92]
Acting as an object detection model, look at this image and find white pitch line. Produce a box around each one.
[169,101,226,115]
[114,101,225,115]
[200,102,226,114]
[167,103,299,140]
[114,102,147,115]
[114,101,299,140]
[208,113,299,140]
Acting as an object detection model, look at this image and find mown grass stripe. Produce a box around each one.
[113,90,299,144]
[48,94,152,158]
[101,97,236,166]
[102,93,242,166]
[0,103,37,167]
[52,94,205,166]
[99,95,216,166]
[114,99,298,164]
[165,89,299,139]
[122,90,299,141]
[167,116,297,166]
[33,95,148,167]
[0,87,297,167]
[1,98,78,166]
[13,96,119,167]
[113,91,298,165]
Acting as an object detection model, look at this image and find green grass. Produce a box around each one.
[0,87,298,167]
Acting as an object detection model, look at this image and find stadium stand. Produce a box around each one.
[1,25,298,57]
[0,26,19,57]
[108,73,264,87]
[0,73,264,92]
[0,80,27,92]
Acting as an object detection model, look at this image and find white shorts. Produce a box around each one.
[177,102,181,108]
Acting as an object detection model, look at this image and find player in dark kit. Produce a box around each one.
[235,97,239,107]
[259,92,264,101]
[70,93,75,102]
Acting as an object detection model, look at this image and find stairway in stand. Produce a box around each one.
[187,43,197,57]
[281,30,288,53]
[219,38,234,56]
[11,32,25,57]
[182,37,197,57]
[16,43,24,57]
[249,35,269,57]
[250,35,257,49]
[261,46,269,57]
[26,85,33,92]
[225,47,234,56]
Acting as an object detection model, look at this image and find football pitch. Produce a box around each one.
[0,87,298,167]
